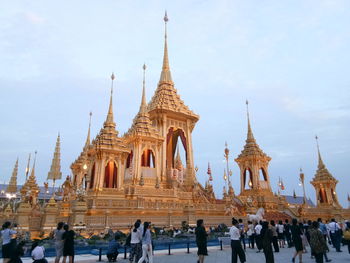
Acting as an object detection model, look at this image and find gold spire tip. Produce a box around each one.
[111,73,115,81]
[164,11,169,22]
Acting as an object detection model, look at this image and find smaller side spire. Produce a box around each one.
[315,135,324,167]
[47,134,62,182]
[246,100,255,141]
[140,64,147,113]
[84,112,92,148]
[7,158,18,193]
[104,73,116,127]
[25,153,31,181]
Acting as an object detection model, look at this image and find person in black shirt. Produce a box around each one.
[195,219,208,263]
[284,219,292,248]
[62,225,75,263]
[291,219,303,263]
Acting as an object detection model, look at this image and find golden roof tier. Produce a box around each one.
[6,158,18,193]
[20,151,40,204]
[236,101,270,160]
[148,12,199,122]
[126,64,161,139]
[47,133,62,181]
[93,74,128,152]
[310,136,341,208]
[235,101,273,195]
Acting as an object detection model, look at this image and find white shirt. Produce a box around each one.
[131,229,142,244]
[255,224,262,235]
[0,229,16,245]
[277,224,284,234]
[32,246,45,260]
[229,225,240,240]
[328,222,340,233]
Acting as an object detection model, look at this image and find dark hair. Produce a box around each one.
[238,219,243,223]
[133,222,140,232]
[262,221,269,229]
[57,222,64,230]
[31,241,39,252]
[312,221,319,229]
[114,234,120,241]
[278,220,282,225]
[2,221,11,230]
[136,219,141,224]
[285,219,289,223]
[143,222,149,237]
[317,218,322,222]
[292,218,298,226]
[307,220,312,225]
[197,219,204,228]
[331,218,335,222]
[63,224,69,231]
[232,218,238,225]
[248,221,252,224]
[270,220,275,226]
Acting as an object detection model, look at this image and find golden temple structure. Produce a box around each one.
[0,13,349,237]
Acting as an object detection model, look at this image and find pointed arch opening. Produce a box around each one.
[166,127,187,168]
[104,161,118,188]
[89,163,96,189]
[319,188,328,203]
[141,149,155,168]
[259,168,267,181]
[126,150,133,168]
[244,168,253,189]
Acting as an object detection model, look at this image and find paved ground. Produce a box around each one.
[22,245,350,263]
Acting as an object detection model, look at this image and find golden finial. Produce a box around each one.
[245,99,255,141]
[111,72,115,81]
[164,11,169,23]
[85,112,92,148]
[25,153,31,181]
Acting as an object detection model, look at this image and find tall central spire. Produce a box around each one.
[159,11,173,85]
[104,73,116,127]
[246,100,255,142]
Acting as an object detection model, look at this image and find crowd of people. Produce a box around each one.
[1,217,350,263]
[0,221,76,263]
[194,217,350,263]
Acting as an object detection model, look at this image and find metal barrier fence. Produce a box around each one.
[0,238,227,259]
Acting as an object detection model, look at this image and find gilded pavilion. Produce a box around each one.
[0,13,349,236]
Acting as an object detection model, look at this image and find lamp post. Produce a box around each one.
[299,168,307,205]
[224,142,232,186]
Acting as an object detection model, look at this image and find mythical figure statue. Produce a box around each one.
[247,207,265,222]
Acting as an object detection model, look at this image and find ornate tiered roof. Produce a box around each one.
[93,74,128,151]
[6,158,18,193]
[47,134,62,181]
[21,152,40,197]
[148,12,199,121]
[237,101,270,160]
[312,137,337,182]
[126,64,161,139]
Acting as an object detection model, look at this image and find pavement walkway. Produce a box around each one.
[22,245,350,263]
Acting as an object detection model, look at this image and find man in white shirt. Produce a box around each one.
[230,218,246,263]
[328,218,342,252]
[31,242,46,262]
[254,221,263,252]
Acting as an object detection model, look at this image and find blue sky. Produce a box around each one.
[0,0,349,207]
